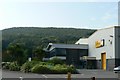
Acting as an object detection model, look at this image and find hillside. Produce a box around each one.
[2,27,96,49]
[2,27,96,61]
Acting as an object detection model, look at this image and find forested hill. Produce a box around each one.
[2,27,96,51]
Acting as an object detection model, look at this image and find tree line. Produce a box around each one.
[2,27,96,62]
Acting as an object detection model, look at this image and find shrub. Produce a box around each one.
[21,60,40,72]
[67,65,76,73]
[2,62,20,71]
[52,64,77,74]
[2,62,10,69]
[31,64,51,74]
[52,64,67,74]
[9,62,20,71]
[48,57,64,65]
[31,64,77,74]
[39,62,54,66]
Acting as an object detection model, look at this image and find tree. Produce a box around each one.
[7,43,27,65]
[33,46,45,61]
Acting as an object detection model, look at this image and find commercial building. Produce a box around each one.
[45,43,88,68]
[89,26,120,70]
[45,26,120,70]
[76,26,120,70]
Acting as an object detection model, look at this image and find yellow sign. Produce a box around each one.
[95,40,104,48]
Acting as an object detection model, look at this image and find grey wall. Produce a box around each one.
[115,27,120,66]
[66,49,88,68]
[96,59,115,70]
[107,59,115,70]
[79,49,88,57]
[55,48,66,56]
[88,27,115,59]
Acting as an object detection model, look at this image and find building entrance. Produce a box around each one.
[101,52,106,70]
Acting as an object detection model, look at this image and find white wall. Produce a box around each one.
[88,27,115,60]
[75,38,88,44]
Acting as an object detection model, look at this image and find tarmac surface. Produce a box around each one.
[1,69,120,80]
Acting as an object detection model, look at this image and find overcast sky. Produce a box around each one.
[0,0,119,30]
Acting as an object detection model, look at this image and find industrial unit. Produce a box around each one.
[45,26,120,70]
[89,26,120,70]
[76,26,120,70]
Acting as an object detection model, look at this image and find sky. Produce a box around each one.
[0,0,119,30]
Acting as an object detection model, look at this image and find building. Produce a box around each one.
[76,26,120,70]
[88,26,120,70]
[45,26,120,70]
[45,43,88,68]
[75,38,88,45]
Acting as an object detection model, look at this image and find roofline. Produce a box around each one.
[48,43,88,46]
[88,26,120,38]
[46,43,88,51]
[98,26,120,31]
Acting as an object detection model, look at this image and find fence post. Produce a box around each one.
[19,76,23,80]
[67,72,71,80]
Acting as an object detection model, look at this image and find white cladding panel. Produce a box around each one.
[88,27,115,60]
[75,38,88,44]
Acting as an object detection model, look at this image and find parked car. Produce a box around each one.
[114,66,120,73]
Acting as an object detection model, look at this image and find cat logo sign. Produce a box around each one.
[95,39,104,48]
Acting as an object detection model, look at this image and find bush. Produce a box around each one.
[2,62,20,71]
[48,57,64,65]
[51,64,67,74]
[67,65,76,73]
[21,60,40,72]
[2,62,10,69]
[21,60,54,73]
[9,62,20,71]
[31,64,77,74]
[39,62,54,66]
[52,64,77,74]
[31,64,51,74]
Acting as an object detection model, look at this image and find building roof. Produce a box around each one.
[75,26,120,42]
[97,26,120,31]
[75,26,120,45]
[89,26,120,39]
[46,43,88,51]
[75,38,88,44]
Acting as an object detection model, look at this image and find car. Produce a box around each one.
[114,66,120,73]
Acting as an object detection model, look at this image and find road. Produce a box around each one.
[1,69,120,80]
